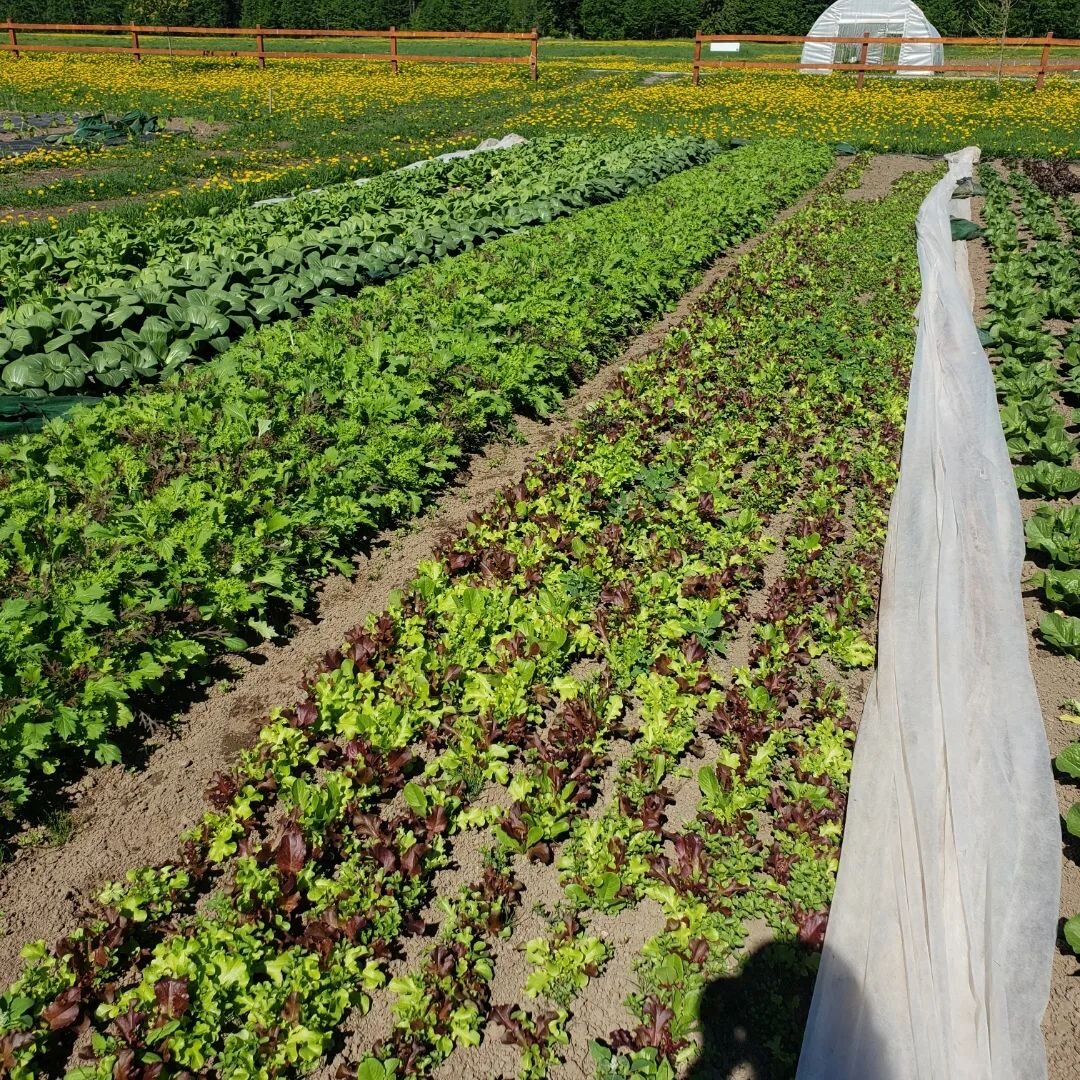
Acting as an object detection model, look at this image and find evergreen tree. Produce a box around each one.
[9,0,1076,45]
[1016,0,1077,33]
[789,0,829,32]
[238,0,278,26]
[410,0,457,29]
[545,0,578,31]
[504,0,550,31]
[122,0,224,24]
[918,0,962,32]
[578,0,623,37]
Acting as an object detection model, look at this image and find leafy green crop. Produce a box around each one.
[524,920,610,1006]
[982,165,1080,1023]
[0,156,930,1080]
[1064,915,1080,955]
[0,136,698,311]
[0,136,720,402]
[980,164,1080,666]
[1026,507,1080,568]
[1055,742,1080,779]
[1014,461,1080,498]
[1028,569,1080,612]
[0,138,833,818]
[1039,612,1080,656]
[999,397,1076,465]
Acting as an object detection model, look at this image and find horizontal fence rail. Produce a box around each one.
[692,30,1080,87]
[0,21,540,78]
[0,23,1072,88]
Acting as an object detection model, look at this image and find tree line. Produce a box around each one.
[3,0,1075,41]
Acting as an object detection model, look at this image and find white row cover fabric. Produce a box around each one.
[250,133,527,208]
[38,137,527,245]
[796,148,1060,1079]
[800,0,943,75]
[31,133,528,244]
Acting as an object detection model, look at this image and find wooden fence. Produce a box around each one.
[0,22,540,79]
[693,31,1080,88]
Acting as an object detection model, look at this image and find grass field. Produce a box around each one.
[0,40,1075,234]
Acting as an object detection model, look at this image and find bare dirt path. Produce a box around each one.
[0,160,849,985]
[842,153,937,199]
[967,188,1080,1080]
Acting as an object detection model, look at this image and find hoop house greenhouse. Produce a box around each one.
[800,0,945,75]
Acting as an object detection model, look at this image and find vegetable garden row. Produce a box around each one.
[0,153,936,1078]
[982,162,1080,657]
[0,139,830,817]
[979,161,1080,963]
[0,136,721,401]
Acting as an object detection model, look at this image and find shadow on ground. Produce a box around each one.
[686,940,892,1080]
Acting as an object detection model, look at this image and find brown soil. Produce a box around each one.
[163,118,231,139]
[0,123,76,143]
[0,119,228,144]
[550,899,670,1079]
[0,183,206,222]
[967,192,992,326]
[968,187,1080,1080]
[0,123,229,205]
[0,158,848,986]
[843,153,937,200]
[0,192,136,222]
[0,164,108,187]
[0,148,280,222]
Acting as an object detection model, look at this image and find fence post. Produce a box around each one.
[855,30,869,87]
[1035,30,1053,89]
[692,30,702,86]
[389,25,398,74]
[6,19,17,60]
[256,23,265,68]
[530,27,538,82]
[131,23,141,62]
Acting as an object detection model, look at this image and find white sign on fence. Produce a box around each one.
[709,42,741,52]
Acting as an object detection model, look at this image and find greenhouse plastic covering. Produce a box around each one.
[800,0,944,75]
[796,148,1060,1078]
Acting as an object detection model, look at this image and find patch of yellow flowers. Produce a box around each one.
[0,53,1072,157]
[0,53,523,128]
[522,65,1080,155]
[0,52,1072,227]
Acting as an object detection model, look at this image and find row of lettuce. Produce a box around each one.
[0,140,835,818]
[0,140,582,308]
[978,161,1080,955]
[0,157,931,1080]
[0,136,724,403]
[981,166,1080,656]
